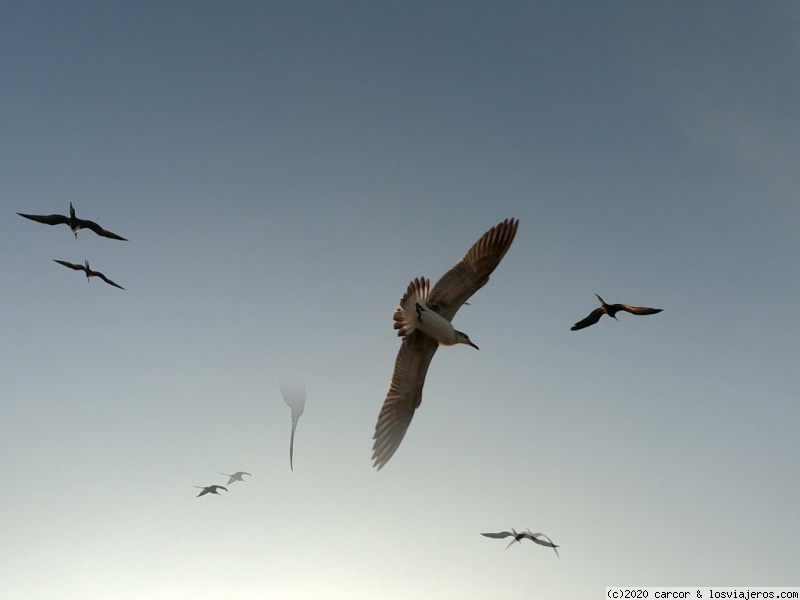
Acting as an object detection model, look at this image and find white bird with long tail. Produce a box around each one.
[280,379,306,471]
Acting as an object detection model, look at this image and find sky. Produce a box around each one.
[2,1,799,598]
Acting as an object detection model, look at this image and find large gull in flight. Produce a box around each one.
[372,218,519,470]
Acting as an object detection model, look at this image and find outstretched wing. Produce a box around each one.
[427,218,519,322]
[18,212,70,226]
[94,271,125,290]
[372,332,438,470]
[76,218,128,241]
[618,304,662,316]
[53,259,86,272]
[505,537,521,550]
[570,308,604,331]
[480,531,513,539]
[525,531,560,557]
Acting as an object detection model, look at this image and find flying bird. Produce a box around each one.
[482,529,529,550]
[218,471,251,485]
[570,294,662,331]
[194,485,228,497]
[280,379,306,471]
[521,529,560,557]
[18,202,128,240]
[372,218,519,470]
[481,529,560,557]
[53,259,125,290]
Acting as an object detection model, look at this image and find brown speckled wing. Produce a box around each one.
[427,218,519,322]
[371,332,438,470]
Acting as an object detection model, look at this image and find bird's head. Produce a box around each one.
[456,331,479,350]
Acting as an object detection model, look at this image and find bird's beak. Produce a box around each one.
[468,341,479,350]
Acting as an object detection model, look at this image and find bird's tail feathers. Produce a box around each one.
[393,277,430,337]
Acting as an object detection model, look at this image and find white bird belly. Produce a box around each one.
[415,304,458,345]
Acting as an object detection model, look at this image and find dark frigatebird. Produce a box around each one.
[571,294,662,331]
[53,259,125,290]
[18,202,127,240]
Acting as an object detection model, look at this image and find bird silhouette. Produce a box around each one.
[372,218,519,470]
[570,294,662,330]
[194,485,228,497]
[520,529,560,557]
[18,202,127,240]
[482,529,529,550]
[218,471,251,485]
[481,529,560,557]
[53,259,125,290]
[280,379,306,471]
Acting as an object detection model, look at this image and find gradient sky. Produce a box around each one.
[3,2,799,598]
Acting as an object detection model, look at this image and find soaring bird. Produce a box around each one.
[53,259,125,290]
[18,202,128,240]
[482,529,529,550]
[194,485,228,497]
[372,218,519,470]
[570,294,662,331]
[481,529,560,557]
[218,471,251,485]
[521,529,560,557]
[280,379,306,472]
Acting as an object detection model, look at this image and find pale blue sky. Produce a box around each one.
[2,2,799,598]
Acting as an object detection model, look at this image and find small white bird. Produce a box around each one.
[280,378,306,471]
[481,528,560,557]
[194,485,228,497]
[218,471,251,485]
[372,218,519,469]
